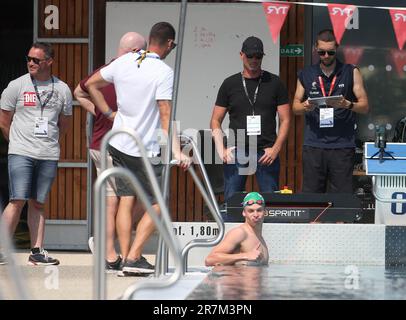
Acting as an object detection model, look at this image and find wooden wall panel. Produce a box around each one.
[44,168,87,220]
[169,166,178,220]
[279,0,305,193]
[177,167,186,221]
[193,172,203,222]
[50,44,88,91]
[38,0,89,220]
[38,0,88,38]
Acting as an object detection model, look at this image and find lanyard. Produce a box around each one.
[241,72,262,115]
[32,76,54,117]
[318,75,336,97]
[136,50,160,68]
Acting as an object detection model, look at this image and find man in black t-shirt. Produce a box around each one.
[210,36,290,215]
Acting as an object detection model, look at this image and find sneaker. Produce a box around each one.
[117,270,152,277]
[106,255,122,273]
[28,249,60,266]
[88,237,94,254]
[122,256,154,274]
[0,252,7,265]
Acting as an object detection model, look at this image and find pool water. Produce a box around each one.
[187,264,406,300]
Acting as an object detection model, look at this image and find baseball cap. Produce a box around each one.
[241,36,264,55]
[242,192,265,207]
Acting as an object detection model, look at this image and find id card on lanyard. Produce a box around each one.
[247,115,261,135]
[34,117,49,137]
[242,72,262,136]
[318,75,336,128]
[32,76,54,138]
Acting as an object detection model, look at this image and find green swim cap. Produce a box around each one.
[242,192,265,207]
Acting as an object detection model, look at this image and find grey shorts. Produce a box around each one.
[8,154,58,204]
[108,145,163,205]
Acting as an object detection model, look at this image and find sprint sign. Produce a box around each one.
[24,92,37,107]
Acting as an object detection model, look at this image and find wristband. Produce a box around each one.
[103,108,113,118]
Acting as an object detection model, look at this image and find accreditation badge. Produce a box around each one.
[34,117,49,137]
[247,115,261,135]
[319,108,334,128]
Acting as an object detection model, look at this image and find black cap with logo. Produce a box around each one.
[241,36,264,55]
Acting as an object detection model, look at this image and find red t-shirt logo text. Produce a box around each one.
[23,92,37,107]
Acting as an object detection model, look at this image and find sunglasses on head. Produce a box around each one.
[25,56,47,65]
[246,53,264,59]
[317,50,336,56]
[243,199,264,206]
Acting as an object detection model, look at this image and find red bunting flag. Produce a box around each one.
[327,3,357,44]
[342,46,364,65]
[390,49,406,78]
[262,2,291,44]
[389,9,406,50]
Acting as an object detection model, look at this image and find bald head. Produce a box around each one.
[117,32,147,57]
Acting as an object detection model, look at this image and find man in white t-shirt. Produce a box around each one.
[74,31,147,272]
[0,42,72,265]
[86,22,190,275]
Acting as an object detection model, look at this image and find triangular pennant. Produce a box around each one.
[327,4,357,44]
[262,2,291,44]
[390,49,406,77]
[342,46,364,65]
[389,9,406,50]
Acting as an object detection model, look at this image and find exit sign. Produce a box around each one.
[280,44,304,57]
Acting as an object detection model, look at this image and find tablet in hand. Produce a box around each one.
[308,95,343,107]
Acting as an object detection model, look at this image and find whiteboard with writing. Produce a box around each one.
[106,2,280,132]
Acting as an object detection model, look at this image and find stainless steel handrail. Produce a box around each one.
[94,128,183,300]
[181,166,224,273]
[178,135,224,273]
[158,0,189,277]
[0,213,30,299]
[94,167,183,300]
[372,176,406,203]
[157,135,225,275]
[162,0,188,207]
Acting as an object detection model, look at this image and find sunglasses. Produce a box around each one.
[243,199,264,206]
[25,56,48,65]
[246,53,264,59]
[317,50,336,56]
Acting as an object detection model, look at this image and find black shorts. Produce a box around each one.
[108,145,163,205]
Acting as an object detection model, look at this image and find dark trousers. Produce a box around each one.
[223,148,280,202]
[302,146,355,193]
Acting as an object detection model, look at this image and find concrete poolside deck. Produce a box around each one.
[0,251,155,300]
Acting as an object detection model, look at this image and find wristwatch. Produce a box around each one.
[348,102,354,110]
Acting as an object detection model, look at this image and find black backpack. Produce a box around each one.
[393,116,406,142]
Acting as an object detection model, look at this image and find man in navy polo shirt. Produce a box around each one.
[293,29,369,193]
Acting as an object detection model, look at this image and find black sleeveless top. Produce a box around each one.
[298,60,357,148]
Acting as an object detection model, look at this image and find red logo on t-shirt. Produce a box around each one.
[23,92,37,107]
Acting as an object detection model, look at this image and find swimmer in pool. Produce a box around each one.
[205,192,269,266]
